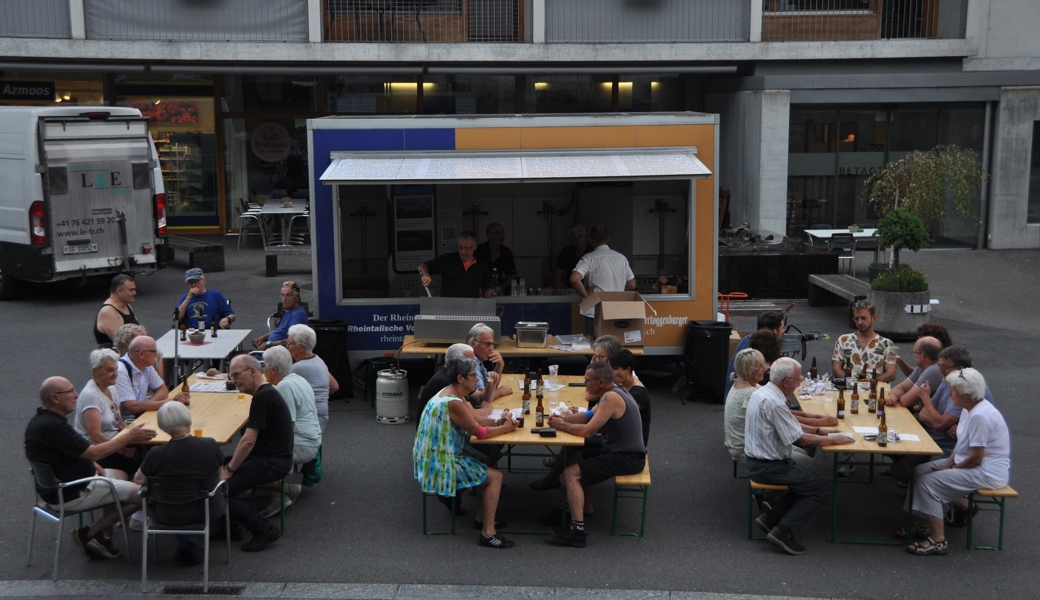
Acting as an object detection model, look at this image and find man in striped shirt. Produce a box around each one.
[745,357,852,555]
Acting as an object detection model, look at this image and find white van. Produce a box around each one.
[0,106,168,299]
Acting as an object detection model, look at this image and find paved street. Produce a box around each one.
[0,240,1036,600]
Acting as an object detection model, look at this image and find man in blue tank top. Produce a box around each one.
[545,361,645,548]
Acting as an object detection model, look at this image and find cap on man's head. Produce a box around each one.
[184,268,204,282]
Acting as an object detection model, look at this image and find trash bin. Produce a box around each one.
[309,319,352,399]
[684,320,733,404]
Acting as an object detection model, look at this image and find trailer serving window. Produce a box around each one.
[320,149,710,302]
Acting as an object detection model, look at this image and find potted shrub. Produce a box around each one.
[861,145,986,337]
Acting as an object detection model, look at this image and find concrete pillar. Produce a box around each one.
[749,0,763,43]
[308,0,322,43]
[988,87,1040,249]
[532,0,545,44]
[69,0,85,39]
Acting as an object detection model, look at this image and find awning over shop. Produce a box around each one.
[320,149,711,185]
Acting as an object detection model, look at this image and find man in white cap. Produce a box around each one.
[176,268,235,330]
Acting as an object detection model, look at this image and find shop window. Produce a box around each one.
[0,73,103,106]
[523,75,613,114]
[326,75,420,113]
[1028,121,1040,224]
[421,74,514,114]
[617,74,690,112]
[224,118,310,227]
[222,75,316,113]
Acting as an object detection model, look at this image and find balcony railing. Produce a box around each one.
[762,0,967,41]
[84,0,308,42]
[546,0,750,43]
[0,0,70,39]
[323,0,521,42]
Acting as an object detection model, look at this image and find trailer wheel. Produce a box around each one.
[0,267,18,300]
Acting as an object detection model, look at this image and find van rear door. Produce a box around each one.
[39,114,158,277]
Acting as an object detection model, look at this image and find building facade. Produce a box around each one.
[2,0,1038,248]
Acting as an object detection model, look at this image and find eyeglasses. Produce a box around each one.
[229,367,253,381]
[476,340,494,347]
[937,362,954,372]
[53,388,76,396]
[465,372,478,379]
[911,350,924,356]
[457,245,476,252]
[140,349,157,354]
[281,281,300,294]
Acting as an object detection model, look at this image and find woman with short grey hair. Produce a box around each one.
[75,348,139,475]
[133,402,225,566]
[902,368,1010,556]
[288,324,338,432]
[723,348,767,462]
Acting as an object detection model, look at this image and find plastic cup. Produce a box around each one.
[886,346,900,364]
[193,428,203,437]
[548,364,559,384]
[192,420,205,437]
[237,393,245,403]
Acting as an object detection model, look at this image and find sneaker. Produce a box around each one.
[287,483,302,501]
[128,510,145,531]
[88,535,121,560]
[70,527,98,558]
[837,464,856,477]
[535,506,569,528]
[754,511,780,536]
[174,542,203,566]
[260,495,292,518]
[241,526,282,552]
[478,533,515,549]
[767,525,806,555]
[548,526,587,548]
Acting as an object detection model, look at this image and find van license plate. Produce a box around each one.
[62,243,98,255]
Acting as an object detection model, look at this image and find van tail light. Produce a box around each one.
[154,193,167,235]
[30,201,46,245]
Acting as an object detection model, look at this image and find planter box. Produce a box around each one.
[869,289,930,340]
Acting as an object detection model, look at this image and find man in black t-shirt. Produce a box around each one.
[25,376,156,559]
[554,225,591,289]
[221,355,294,552]
[475,223,517,292]
[418,231,492,298]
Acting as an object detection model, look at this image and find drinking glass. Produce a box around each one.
[886,346,900,364]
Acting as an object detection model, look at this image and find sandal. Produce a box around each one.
[894,522,931,539]
[906,536,948,555]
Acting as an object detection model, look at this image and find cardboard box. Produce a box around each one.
[728,330,744,362]
[652,276,678,295]
[578,291,648,347]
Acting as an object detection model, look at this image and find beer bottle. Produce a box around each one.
[179,324,187,342]
[521,375,531,415]
[809,357,818,380]
[526,371,538,414]
[850,384,860,414]
[181,377,189,394]
[877,405,888,447]
[869,365,878,393]
[868,380,878,413]
[535,392,545,427]
[537,369,544,394]
[837,389,846,419]
[877,388,886,421]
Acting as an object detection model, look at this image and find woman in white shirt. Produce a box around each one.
[902,368,1010,555]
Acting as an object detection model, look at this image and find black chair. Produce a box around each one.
[829,233,857,275]
[140,477,229,593]
[26,461,133,581]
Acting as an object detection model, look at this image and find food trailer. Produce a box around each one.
[307,113,718,362]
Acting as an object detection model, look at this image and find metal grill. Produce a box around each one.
[325,0,519,43]
[84,0,309,42]
[762,0,967,42]
[546,0,749,43]
[0,0,70,39]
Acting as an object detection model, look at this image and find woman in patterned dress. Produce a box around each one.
[413,356,517,548]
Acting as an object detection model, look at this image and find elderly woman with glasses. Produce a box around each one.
[74,348,141,475]
[286,324,339,432]
[252,280,308,351]
[902,368,1010,556]
[413,357,517,549]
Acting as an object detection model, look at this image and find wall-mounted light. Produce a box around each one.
[385,82,435,92]
[534,82,549,90]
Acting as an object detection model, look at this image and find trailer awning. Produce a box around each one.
[320,149,711,185]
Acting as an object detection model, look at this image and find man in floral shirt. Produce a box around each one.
[831,300,896,383]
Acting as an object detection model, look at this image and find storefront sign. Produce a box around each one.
[0,80,54,102]
[251,122,292,163]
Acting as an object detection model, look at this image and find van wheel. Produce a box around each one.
[0,269,18,301]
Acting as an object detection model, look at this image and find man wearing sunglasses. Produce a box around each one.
[252,281,309,351]
[418,231,492,298]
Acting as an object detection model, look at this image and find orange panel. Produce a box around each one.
[521,126,638,149]
[455,128,521,150]
[636,124,709,147]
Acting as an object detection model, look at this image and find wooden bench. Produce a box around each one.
[168,236,225,272]
[967,485,1018,550]
[807,274,869,307]
[265,246,312,277]
[748,479,788,540]
[612,456,650,536]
